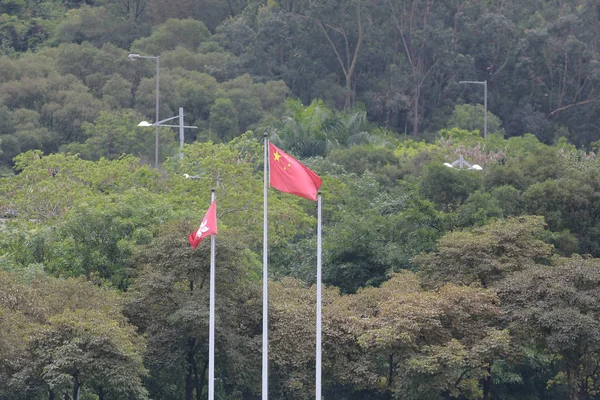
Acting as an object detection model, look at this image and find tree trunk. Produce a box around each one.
[567,367,580,400]
[98,385,104,400]
[200,358,209,398]
[344,5,362,110]
[570,389,580,400]
[193,358,201,400]
[482,366,492,400]
[186,337,197,399]
[185,362,194,400]
[192,357,210,400]
[72,374,80,400]
[48,389,55,400]
[317,4,363,110]
[413,87,419,136]
[387,354,394,387]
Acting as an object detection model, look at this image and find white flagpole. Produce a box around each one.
[316,193,322,400]
[208,189,216,400]
[262,133,269,400]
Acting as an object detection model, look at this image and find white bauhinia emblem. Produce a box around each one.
[196,219,209,238]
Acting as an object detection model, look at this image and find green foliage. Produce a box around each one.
[209,97,239,141]
[31,308,148,399]
[0,219,46,276]
[330,272,507,399]
[0,6,55,54]
[328,145,403,188]
[270,99,372,157]
[393,137,431,159]
[44,189,176,288]
[1,151,162,220]
[65,110,166,161]
[322,204,391,293]
[52,5,142,48]
[170,135,314,251]
[160,45,241,82]
[419,164,484,212]
[269,278,320,398]
[489,185,523,217]
[0,152,172,288]
[446,104,505,137]
[2,4,600,398]
[102,73,133,107]
[274,170,448,294]
[523,167,600,257]
[168,69,219,121]
[130,18,211,55]
[0,119,57,167]
[0,0,25,15]
[438,126,485,144]
[0,271,147,399]
[455,190,503,227]
[497,256,600,399]
[484,134,565,191]
[417,216,553,288]
[125,223,261,399]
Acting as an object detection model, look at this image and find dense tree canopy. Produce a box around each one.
[1,0,600,168]
[2,1,600,399]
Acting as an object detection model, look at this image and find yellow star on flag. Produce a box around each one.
[268,142,322,201]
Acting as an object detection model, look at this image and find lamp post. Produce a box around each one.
[128,53,160,167]
[138,107,197,159]
[459,80,487,139]
[443,154,483,170]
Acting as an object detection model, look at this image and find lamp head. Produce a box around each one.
[443,162,454,168]
[128,53,140,59]
[138,121,152,127]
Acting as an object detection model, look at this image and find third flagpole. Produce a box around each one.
[263,132,269,400]
[208,188,216,400]
[316,192,322,400]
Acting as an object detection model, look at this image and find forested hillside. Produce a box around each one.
[2,1,600,400]
[1,0,599,169]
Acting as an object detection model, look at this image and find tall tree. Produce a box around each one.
[497,256,600,400]
[310,0,365,109]
[326,272,508,399]
[417,216,553,288]
[383,0,453,136]
[126,224,261,400]
[0,271,147,399]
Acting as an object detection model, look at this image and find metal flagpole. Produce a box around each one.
[316,193,322,400]
[208,189,216,400]
[179,107,184,159]
[155,56,159,167]
[263,133,269,400]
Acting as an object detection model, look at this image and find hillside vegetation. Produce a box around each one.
[2,1,600,400]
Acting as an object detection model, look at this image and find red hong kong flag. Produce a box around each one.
[188,201,218,249]
[269,143,322,201]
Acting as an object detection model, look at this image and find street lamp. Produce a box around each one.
[459,80,487,139]
[138,107,197,159]
[444,154,483,170]
[128,53,160,167]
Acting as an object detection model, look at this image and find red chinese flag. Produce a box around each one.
[188,200,218,249]
[269,143,322,201]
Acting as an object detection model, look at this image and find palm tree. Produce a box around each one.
[269,99,372,157]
